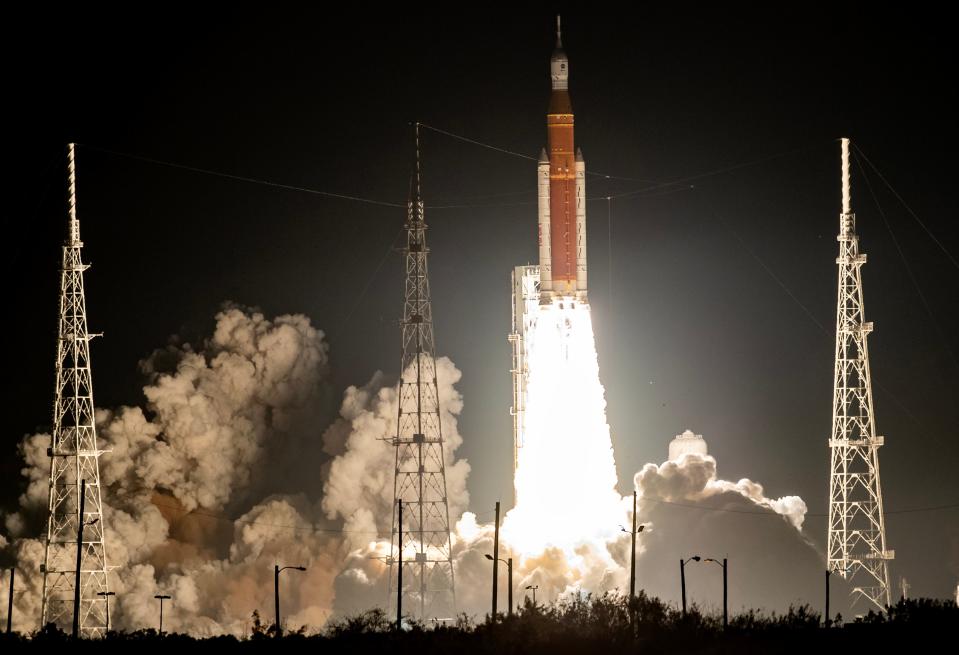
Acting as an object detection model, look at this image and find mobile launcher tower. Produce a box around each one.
[510,17,588,472]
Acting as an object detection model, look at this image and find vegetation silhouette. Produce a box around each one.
[1,593,954,652]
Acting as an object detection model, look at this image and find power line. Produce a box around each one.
[852,144,958,271]
[417,122,538,162]
[718,214,829,335]
[854,152,957,369]
[80,144,408,208]
[418,121,662,183]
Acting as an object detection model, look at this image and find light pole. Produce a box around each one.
[525,585,538,605]
[825,569,831,628]
[6,567,13,635]
[154,594,171,636]
[621,492,647,599]
[485,554,513,617]
[680,556,700,617]
[96,591,115,632]
[274,564,306,638]
[703,558,728,629]
[491,502,500,622]
[396,499,402,631]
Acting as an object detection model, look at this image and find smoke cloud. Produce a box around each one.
[1,305,834,635]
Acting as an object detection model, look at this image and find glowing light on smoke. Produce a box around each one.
[502,301,624,555]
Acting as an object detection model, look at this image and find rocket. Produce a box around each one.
[538,15,587,304]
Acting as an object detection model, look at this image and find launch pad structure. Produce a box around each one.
[509,266,540,474]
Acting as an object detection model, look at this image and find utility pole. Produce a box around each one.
[703,557,727,629]
[827,138,894,612]
[507,558,513,617]
[486,551,513,618]
[396,499,402,631]
[825,570,831,627]
[6,568,13,634]
[680,556,700,617]
[492,501,500,621]
[274,564,306,638]
[722,558,727,629]
[72,479,86,639]
[154,595,171,636]
[680,559,686,617]
[630,491,637,598]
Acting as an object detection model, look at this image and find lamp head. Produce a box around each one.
[692,556,701,562]
[485,554,494,561]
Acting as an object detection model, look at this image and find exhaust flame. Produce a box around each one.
[503,301,623,555]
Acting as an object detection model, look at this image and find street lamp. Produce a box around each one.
[703,558,728,629]
[525,585,539,605]
[680,556,701,617]
[485,554,513,617]
[153,594,171,636]
[6,568,14,635]
[825,569,831,628]
[274,564,306,638]
[620,491,648,600]
[97,591,116,632]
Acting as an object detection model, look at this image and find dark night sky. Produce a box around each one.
[6,7,958,600]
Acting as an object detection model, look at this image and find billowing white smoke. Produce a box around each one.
[1,303,830,634]
[1,307,346,635]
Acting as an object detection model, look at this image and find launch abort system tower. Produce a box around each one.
[827,138,894,612]
[40,144,111,636]
[387,125,456,621]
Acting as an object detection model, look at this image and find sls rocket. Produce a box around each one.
[538,16,587,304]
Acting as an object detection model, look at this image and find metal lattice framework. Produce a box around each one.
[509,265,540,473]
[40,143,111,636]
[387,125,456,621]
[827,138,893,612]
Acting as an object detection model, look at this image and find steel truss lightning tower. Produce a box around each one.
[387,125,456,621]
[40,143,111,636]
[827,138,893,612]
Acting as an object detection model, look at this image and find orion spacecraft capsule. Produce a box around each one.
[538,16,587,304]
